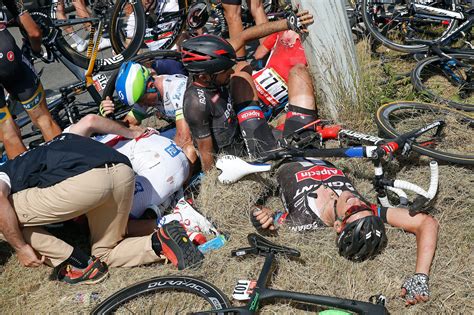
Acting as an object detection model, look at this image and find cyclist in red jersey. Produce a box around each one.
[252,30,307,110]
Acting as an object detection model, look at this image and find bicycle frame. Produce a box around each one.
[196,251,387,314]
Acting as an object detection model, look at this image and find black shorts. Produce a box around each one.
[0,29,42,109]
[221,0,242,5]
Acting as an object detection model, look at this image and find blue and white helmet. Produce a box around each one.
[115,61,151,106]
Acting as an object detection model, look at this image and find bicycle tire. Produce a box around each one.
[54,0,146,71]
[136,0,188,52]
[91,276,231,314]
[411,53,474,112]
[361,0,459,53]
[375,101,474,165]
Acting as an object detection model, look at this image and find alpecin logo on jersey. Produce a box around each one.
[295,165,344,182]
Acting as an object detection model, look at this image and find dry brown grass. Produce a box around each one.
[1,40,473,314]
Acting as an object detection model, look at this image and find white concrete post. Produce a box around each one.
[292,0,360,121]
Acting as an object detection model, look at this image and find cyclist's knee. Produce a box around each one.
[289,64,309,79]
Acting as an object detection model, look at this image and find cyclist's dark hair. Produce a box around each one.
[336,216,387,262]
[181,35,236,74]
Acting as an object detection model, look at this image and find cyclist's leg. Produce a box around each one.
[0,30,28,158]
[8,49,62,141]
[231,62,277,157]
[57,0,91,50]
[21,85,62,142]
[246,0,269,43]
[287,63,316,112]
[222,0,245,57]
[0,94,27,158]
[281,64,318,137]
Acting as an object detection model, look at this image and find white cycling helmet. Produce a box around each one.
[115,61,151,106]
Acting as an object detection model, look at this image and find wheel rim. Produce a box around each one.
[377,102,474,163]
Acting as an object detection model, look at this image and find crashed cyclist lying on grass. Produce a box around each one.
[249,157,439,306]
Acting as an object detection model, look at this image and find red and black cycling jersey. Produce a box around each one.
[277,158,372,232]
[183,82,240,151]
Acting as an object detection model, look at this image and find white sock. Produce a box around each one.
[71,33,84,44]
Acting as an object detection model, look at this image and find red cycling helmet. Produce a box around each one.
[181,34,236,74]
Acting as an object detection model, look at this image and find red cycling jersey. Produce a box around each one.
[253,31,307,107]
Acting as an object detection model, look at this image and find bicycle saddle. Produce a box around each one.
[231,233,300,258]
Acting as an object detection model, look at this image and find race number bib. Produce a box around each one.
[93,73,109,92]
[253,68,288,107]
[232,280,257,301]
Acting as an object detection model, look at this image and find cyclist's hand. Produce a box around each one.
[286,9,313,34]
[251,207,277,231]
[123,113,140,126]
[100,96,116,117]
[401,273,430,305]
[129,125,148,138]
[17,244,45,268]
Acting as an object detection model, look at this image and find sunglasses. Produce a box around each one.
[145,76,157,94]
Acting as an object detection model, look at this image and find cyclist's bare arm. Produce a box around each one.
[0,181,26,252]
[386,207,439,277]
[254,44,271,60]
[68,114,145,139]
[228,10,313,54]
[195,136,214,172]
[18,12,42,53]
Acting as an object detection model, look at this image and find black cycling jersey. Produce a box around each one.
[0,29,41,110]
[183,83,241,152]
[0,133,132,194]
[277,159,371,232]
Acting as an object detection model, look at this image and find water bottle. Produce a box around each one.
[198,234,227,254]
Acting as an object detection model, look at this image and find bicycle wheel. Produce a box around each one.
[53,0,145,71]
[137,0,187,51]
[91,276,231,314]
[375,101,474,165]
[361,0,459,53]
[411,53,474,112]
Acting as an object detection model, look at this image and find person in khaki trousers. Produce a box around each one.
[0,133,203,284]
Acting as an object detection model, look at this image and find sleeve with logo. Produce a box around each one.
[183,88,212,139]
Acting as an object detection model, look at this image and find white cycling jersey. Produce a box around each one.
[130,74,187,121]
[93,131,190,218]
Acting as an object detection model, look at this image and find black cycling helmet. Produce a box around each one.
[181,34,236,74]
[336,215,388,262]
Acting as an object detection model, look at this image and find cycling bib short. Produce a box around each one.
[0,29,43,113]
[93,132,190,218]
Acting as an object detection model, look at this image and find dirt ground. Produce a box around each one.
[0,41,473,314]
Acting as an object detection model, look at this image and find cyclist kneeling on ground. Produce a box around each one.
[0,132,204,285]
